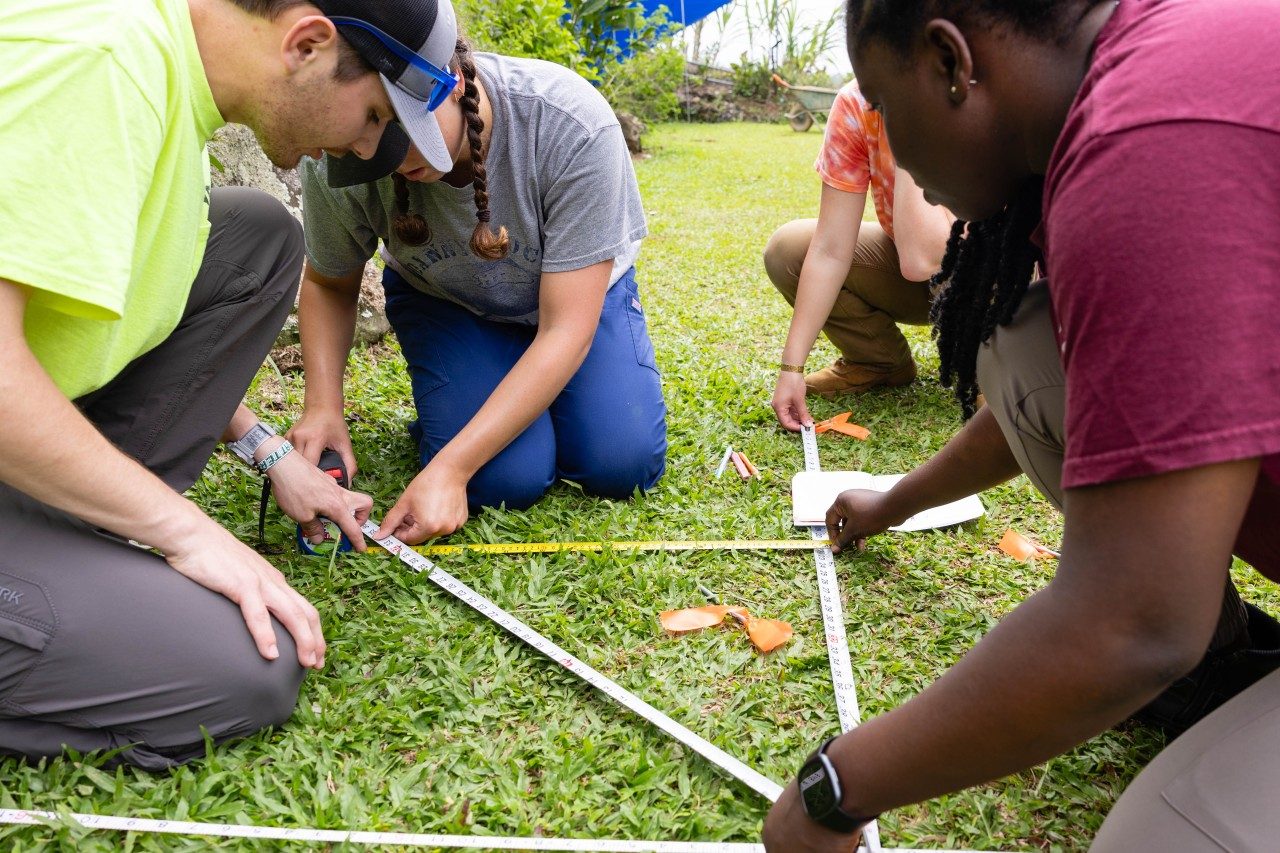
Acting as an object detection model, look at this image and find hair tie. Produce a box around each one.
[476,210,492,223]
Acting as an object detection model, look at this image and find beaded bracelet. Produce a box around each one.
[255,440,294,474]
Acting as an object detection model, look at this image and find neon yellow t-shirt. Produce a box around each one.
[0,0,224,398]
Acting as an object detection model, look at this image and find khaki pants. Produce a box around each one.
[979,283,1280,851]
[763,219,933,371]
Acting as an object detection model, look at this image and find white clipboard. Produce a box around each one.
[792,470,985,531]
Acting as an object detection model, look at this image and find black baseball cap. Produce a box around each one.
[316,0,460,187]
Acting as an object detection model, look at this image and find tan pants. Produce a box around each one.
[763,219,933,371]
[978,283,1280,851]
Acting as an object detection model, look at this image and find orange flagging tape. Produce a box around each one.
[659,605,793,653]
[998,529,1058,560]
[744,617,792,653]
[814,412,871,441]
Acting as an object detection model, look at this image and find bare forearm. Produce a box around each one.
[781,188,863,366]
[828,461,1256,817]
[0,339,207,550]
[222,403,262,444]
[299,274,359,414]
[432,329,590,478]
[781,251,857,365]
[830,582,1189,815]
[881,406,1022,522]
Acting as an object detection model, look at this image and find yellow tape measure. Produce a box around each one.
[368,538,830,556]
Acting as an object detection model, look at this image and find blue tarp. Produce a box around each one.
[651,0,734,25]
[612,0,732,57]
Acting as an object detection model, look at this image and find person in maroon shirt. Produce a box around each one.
[763,1,1280,850]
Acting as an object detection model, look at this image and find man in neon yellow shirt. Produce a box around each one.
[0,0,464,768]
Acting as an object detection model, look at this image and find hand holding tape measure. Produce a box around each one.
[291,448,366,555]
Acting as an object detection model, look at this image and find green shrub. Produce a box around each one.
[730,55,775,102]
[568,1,672,73]
[599,44,685,123]
[457,0,596,80]
[457,0,687,121]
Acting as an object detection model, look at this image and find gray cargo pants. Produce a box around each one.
[977,282,1280,851]
[0,187,306,770]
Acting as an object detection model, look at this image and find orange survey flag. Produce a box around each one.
[744,617,793,653]
[660,605,792,653]
[659,605,734,633]
[814,412,871,441]
[998,529,1058,560]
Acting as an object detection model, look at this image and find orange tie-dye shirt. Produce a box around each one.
[814,80,898,240]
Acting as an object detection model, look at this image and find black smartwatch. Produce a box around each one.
[797,737,879,833]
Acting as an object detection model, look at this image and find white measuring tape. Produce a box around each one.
[378,539,829,556]
[5,435,919,850]
[802,425,881,853]
[360,519,784,803]
[0,809,981,852]
[0,810,759,850]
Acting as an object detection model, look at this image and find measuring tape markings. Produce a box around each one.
[370,539,829,557]
[0,809,759,851]
[4,438,914,849]
[801,425,882,853]
[0,809,985,852]
[360,520,784,803]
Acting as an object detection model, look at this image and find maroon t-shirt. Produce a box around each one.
[1042,0,1280,577]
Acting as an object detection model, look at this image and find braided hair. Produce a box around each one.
[455,40,509,260]
[390,37,510,260]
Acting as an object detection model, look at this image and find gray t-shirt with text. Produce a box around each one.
[301,53,646,325]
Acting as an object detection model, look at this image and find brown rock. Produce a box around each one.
[208,124,391,350]
[616,111,646,154]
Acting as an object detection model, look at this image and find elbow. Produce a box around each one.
[897,250,942,283]
[1093,616,1212,710]
[1045,579,1217,711]
[1122,632,1207,695]
[535,326,595,372]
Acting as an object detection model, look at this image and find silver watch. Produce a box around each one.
[228,421,277,465]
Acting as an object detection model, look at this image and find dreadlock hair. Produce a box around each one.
[390,37,510,259]
[224,0,370,80]
[928,179,1043,419]
[845,0,1108,418]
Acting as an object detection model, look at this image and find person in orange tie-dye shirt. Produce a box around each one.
[766,79,953,431]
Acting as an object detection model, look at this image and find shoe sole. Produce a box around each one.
[805,374,916,399]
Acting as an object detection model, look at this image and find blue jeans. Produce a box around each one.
[383,266,668,511]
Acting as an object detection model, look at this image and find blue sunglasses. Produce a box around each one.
[329,16,458,112]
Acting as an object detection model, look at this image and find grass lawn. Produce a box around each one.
[5,122,1277,852]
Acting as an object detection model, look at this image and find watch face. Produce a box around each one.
[798,757,839,817]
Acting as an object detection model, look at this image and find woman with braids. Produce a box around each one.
[766,79,953,427]
[289,5,666,543]
[764,0,1280,850]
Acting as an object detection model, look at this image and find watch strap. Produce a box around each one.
[229,422,277,465]
[798,737,879,834]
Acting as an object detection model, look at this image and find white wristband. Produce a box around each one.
[255,440,294,474]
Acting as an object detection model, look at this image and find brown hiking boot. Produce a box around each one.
[804,358,917,398]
